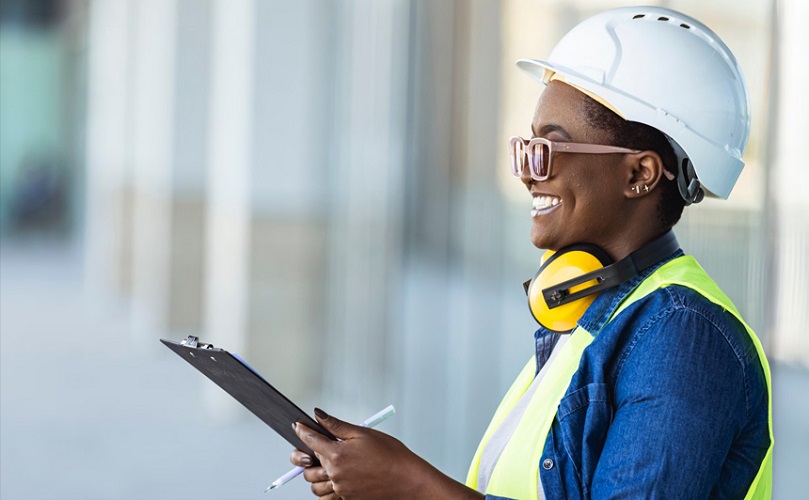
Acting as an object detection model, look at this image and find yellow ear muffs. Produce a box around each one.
[526,245,612,334]
[523,231,681,334]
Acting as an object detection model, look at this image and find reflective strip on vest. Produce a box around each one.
[465,255,773,500]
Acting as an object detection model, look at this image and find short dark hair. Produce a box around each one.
[581,95,685,229]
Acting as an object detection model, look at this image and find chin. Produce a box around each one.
[530,228,552,251]
[530,224,574,252]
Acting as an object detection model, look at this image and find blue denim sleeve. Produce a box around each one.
[590,290,751,499]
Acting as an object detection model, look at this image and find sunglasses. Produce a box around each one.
[509,136,640,181]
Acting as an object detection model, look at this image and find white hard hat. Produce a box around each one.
[517,6,750,202]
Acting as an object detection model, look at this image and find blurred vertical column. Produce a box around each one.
[202,0,254,416]
[245,0,333,403]
[395,0,507,479]
[321,0,410,417]
[85,0,211,339]
[442,0,505,479]
[84,0,134,303]
[168,0,211,336]
[771,0,809,366]
[129,0,178,335]
[395,0,455,465]
[203,0,345,416]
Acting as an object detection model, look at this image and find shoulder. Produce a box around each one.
[610,284,766,416]
[641,285,759,364]
[611,284,757,358]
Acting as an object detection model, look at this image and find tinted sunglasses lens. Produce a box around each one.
[528,142,550,179]
[509,138,524,177]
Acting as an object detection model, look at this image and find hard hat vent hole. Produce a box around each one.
[657,16,669,21]
[680,23,691,29]
[632,14,645,19]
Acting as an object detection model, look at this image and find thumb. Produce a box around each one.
[314,407,364,439]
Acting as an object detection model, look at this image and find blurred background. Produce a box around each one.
[1,0,807,498]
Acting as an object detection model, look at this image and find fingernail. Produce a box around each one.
[301,456,312,466]
[314,407,328,420]
[291,422,297,431]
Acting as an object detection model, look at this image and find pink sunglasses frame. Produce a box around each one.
[509,136,641,181]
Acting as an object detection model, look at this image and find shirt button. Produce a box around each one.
[542,458,554,470]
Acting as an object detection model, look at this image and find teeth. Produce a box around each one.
[532,195,561,210]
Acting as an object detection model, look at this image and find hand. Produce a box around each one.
[290,408,431,499]
[291,408,424,499]
[289,448,336,500]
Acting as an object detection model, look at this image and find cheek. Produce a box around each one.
[573,195,606,231]
[567,171,619,227]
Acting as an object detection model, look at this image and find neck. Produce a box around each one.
[599,224,671,263]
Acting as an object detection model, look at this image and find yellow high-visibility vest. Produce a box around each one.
[466,255,773,500]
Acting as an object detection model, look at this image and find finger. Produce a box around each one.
[294,422,335,454]
[314,407,364,439]
[311,480,335,496]
[303,466,330,483]
[310,480,335,497]
[289,449,313,467]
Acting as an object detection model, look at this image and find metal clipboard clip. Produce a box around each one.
[180,335,215,350]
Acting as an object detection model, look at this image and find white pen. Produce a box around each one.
[265,404,396,492]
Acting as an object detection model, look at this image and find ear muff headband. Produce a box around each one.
[525,231,679,333]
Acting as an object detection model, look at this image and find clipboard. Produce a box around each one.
[160,335,335,457]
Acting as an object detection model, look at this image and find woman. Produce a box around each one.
[291,7,772,499]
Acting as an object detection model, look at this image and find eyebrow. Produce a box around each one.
[531,123,573,140]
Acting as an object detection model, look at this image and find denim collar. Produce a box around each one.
[531,246,678,374]
[532,246,684,348]
[575,247,684,335]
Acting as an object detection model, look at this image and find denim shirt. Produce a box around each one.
[528,250,770,499]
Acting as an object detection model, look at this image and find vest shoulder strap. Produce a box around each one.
[612,255,740,319]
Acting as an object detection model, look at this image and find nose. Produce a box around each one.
[519,154,534,187]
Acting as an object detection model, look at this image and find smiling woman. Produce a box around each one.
[289,6,772,500]
[517,81,677,258]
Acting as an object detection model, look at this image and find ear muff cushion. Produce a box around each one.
[528,245,612,333]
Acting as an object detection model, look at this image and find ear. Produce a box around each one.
[623,150,666,199]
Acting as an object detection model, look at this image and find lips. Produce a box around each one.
[531,194,562,217]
